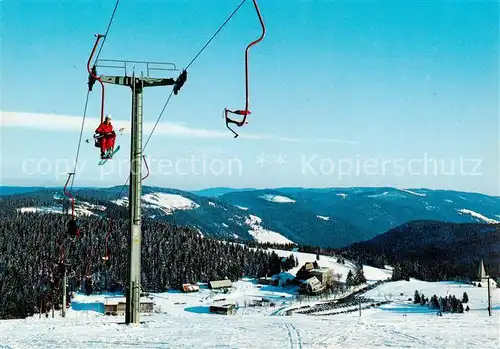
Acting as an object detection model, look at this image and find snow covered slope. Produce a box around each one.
[112,192,199,214]
[260,194,296,203]
[17,206,63,215]
[457,209,500,224]
[246,215,294,244]
[2,278,498,348]
[17,201,105,217]
[364,278,500,311]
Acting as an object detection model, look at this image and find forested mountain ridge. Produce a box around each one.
[0,211,288,319]
[340,220,500,281]
[1,186,498,248]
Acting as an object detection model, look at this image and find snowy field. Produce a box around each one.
[1,251,499,348]
[2,308,497,349]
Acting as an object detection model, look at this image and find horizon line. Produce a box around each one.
[0,184,498,198]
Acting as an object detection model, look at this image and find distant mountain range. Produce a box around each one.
[219,187,499,246]
[1,186,499,248]
[0,186,46,196]
[190,187,256,197]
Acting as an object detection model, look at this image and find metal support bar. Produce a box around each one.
[126,76,143,324]
[62,268,67,318]
[100,75,176,88]
[96,59,178,78]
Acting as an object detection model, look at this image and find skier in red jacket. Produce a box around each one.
[95,115,116,159]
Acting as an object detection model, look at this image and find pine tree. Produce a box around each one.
[414,290,421,304]
[392,264,403,281]
[346,270,355,287]
[457,301,464,313]
[420,293,426,306]
[439,297,446,312]
[465,305,470,312]
[430,295,440,309]
[391,262,409,281]
[354,265,367,285]
[462,292,469,303]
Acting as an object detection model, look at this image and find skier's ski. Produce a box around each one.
[98,145,120,166]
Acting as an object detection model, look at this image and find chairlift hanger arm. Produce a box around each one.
[224,0,266,137]
[87,34,106,123]
[141,156,150,181]
[63,173,75,218]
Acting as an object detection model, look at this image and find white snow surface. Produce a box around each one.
[17,200,105,217]
[3,276,498,348]
[317,215,330,221]
[367,191,389,198]
[245,215,294,244]
[363,279,500,309]
[260,194,296,203]
[457,209,500,224]
[112,192,199,214]
[18,206,62,214]
[397,188,426,197]
[367,189,427,198]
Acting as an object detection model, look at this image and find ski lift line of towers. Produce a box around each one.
[95,59,180,324]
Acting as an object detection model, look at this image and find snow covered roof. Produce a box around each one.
[310,267,332,274]
[209,280,232,289]
[210,303,236,309]
[182,284,200,292]
[302,277,323,292]
[104,297,154,305]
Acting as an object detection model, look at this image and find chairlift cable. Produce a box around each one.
[185,0,247,70]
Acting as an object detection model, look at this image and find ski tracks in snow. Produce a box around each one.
[15,324,56,349]
[284,323,302,349]
[313,318,359,348]
[357,318,442,349]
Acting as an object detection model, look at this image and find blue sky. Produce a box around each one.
[1,0,498,195]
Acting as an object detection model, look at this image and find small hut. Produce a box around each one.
[182,284,200,293]
[209,303,236,315]
[299,276,324,295]
[208,280,232,290]
[104,297,154,315]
